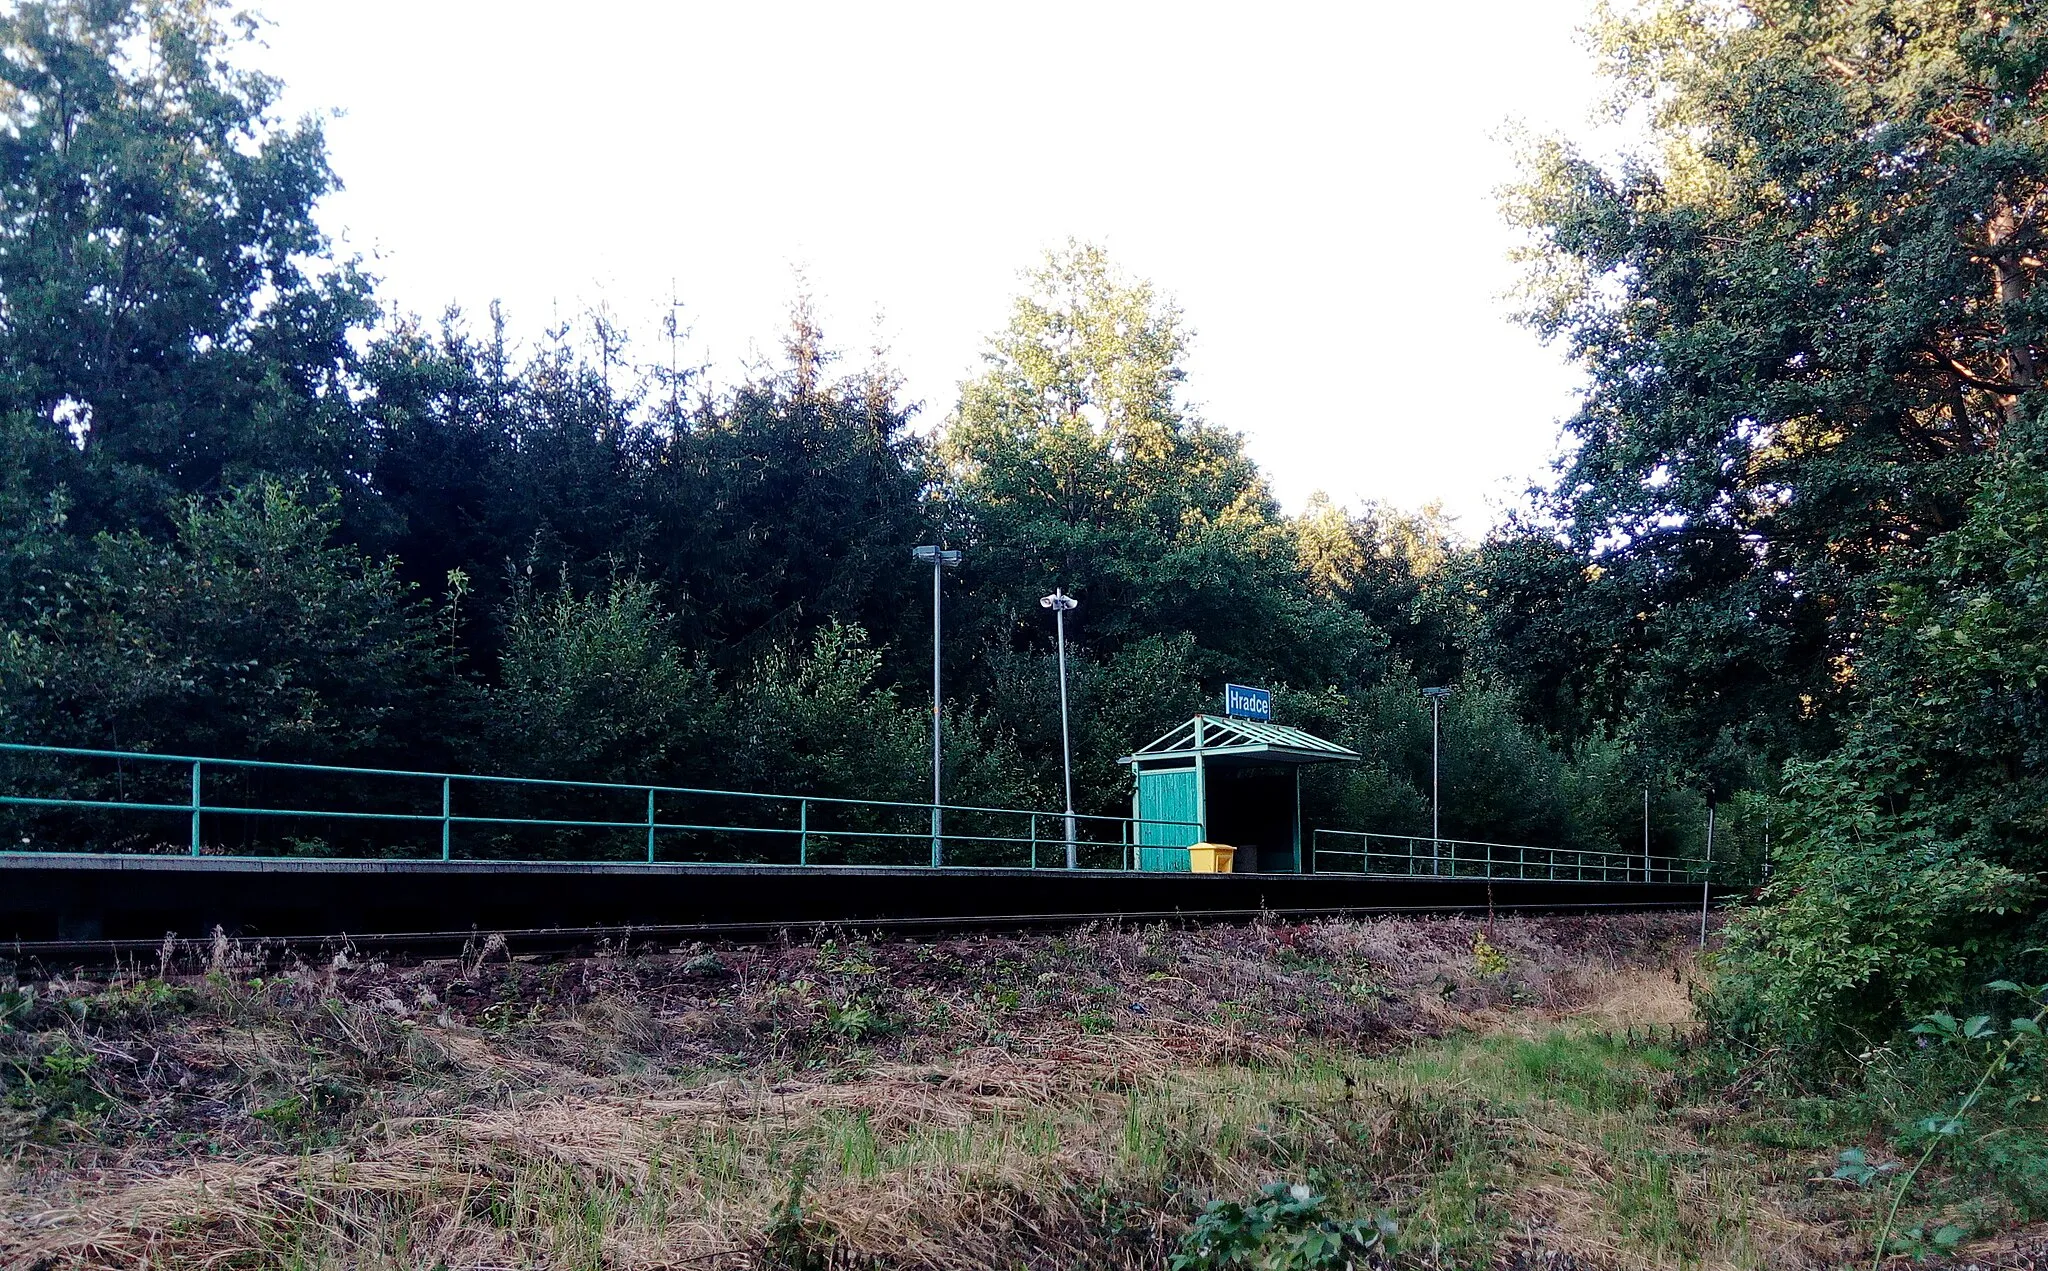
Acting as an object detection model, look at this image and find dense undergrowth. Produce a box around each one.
[2,913,2043,1270]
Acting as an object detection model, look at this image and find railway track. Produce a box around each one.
[1,852,1714,964]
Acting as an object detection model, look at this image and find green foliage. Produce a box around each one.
[1716,446,2048,1044]
[1171,1182,1396,1271]
[0,481,446,760]
[0,0,375,526]
[760,1154,833,1271]
[0,5,1767,893]
[4,1037,104,1130]
[1471,932,1509,979]
[943,243,1380,690]
[485,574,719,781]
[1499,0,2048,1052]
[1498,0,2048,776]
[1859,981,2048,1265]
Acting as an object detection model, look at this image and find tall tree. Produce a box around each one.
[1505,0,2048,772]
[943,242,1378,688]
[0,0,375,527]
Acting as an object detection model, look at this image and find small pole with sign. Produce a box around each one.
[1041,589,1080,868]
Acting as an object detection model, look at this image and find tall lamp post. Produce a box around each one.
[912,544,962,865]
[1040,588,1079,868]
[1422,686,1451,874]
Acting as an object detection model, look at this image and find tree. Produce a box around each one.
[648,303,933,667]
[1717,438,2048,1043]
[1294,495,1467,688]
[1504,0,2048,771]
[483,574,721,782]
[0,482,445,761]
[0,0,375,527]
[943,242,1378,689]
[360,302,934,676]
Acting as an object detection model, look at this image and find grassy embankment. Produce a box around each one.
[3,913,2043,1269]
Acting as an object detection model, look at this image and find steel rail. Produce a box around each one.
[0,897,1711,964]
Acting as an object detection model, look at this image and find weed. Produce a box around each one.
[5,1037,105,1130]
[1471,931,1509,978]
[761,1154,835,1271]
[823,997,884,1040]
[252,1094,310,1136]
[1857,978,2048,1266]
[1172,1181,1395,1271]
[0,983,33,1031]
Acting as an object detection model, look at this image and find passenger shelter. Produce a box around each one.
[1119,715,1360,872]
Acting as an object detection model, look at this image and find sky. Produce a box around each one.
[253,1,1620,533]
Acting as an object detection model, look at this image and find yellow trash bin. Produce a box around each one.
[1187,842,1236,874]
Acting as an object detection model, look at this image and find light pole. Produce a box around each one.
[1643,784,1651,881]
[1040,588,1079,868]
[1422,686,1450,874]
[912,544,962,865]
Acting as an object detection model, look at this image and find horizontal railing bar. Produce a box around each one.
[1308,828,1704,883]
[0,794,195,815]
[0,741,1196,826]
[0,849,1175,870]
[0,799,1180,845]
[1312,830,1684,864]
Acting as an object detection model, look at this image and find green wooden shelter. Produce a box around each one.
[1119,715,1360,873]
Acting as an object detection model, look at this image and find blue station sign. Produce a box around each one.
[1223,683,1271,721]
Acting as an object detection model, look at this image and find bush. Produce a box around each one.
[1171,1182,1395,1271]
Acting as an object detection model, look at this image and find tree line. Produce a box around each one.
[2,0,2044,1049]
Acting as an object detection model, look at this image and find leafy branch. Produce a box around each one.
[1848,978,2048,1268]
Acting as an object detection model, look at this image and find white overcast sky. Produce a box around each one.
[253,1,1619,532]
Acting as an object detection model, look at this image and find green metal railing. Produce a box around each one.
[1311,829,1703,883]
[0,743,1199,871]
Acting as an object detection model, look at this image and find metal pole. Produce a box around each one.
[799,799,809,866]
[1293,766,1303,873]
[189,761,201,857]
[1699,802,1715,947]
[646,788,656,863]
[442,777,452,861]
[931,554,943,868]
[1643,784,1651,881]
[1055,600,1077,868]
[1431,696,1441,874]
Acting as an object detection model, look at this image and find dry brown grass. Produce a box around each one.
[0,911,1894,1271]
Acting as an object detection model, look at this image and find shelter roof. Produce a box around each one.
[1118,714,1361,768]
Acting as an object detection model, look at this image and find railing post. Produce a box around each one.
[799,799,809,866]
[189,761,202,857]
[441,777,452,861]
[646,788,656,864]
[1029,813,1037,870]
